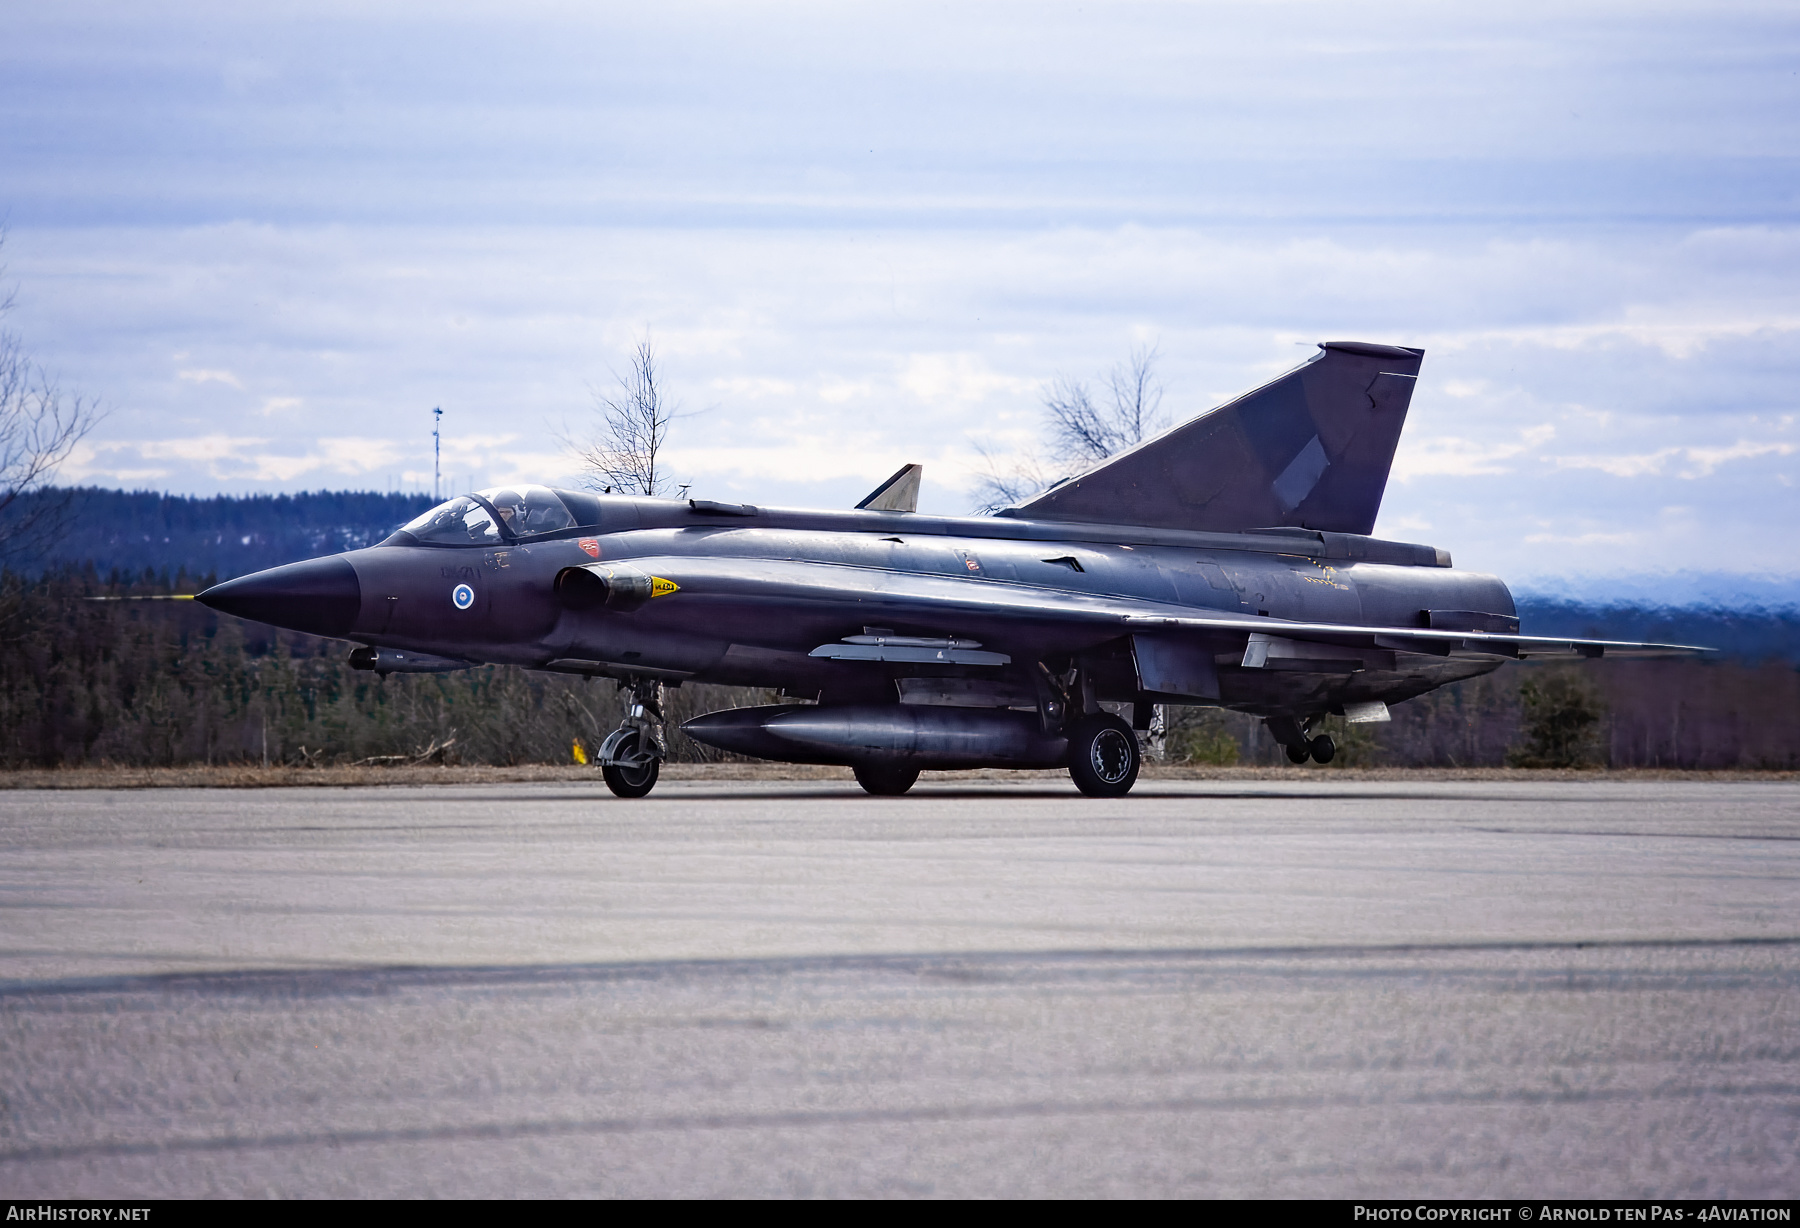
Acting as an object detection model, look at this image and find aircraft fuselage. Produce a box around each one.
[211,494,1515,722]
[196,339,1705,797]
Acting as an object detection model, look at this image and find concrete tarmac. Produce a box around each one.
[0,777,1795,1197]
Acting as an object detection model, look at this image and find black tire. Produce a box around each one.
[602,758,659,798]
[1285,743,1311,765]
[600,731,661,798]
[853,763,920,796]
[1309,734,1336,765]
[1066,713,1141,798]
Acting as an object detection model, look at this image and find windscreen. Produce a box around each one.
[399,496,503,545]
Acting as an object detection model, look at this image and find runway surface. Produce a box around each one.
[1,777,1796,1197]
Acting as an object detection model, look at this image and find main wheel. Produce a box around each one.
[853,763,920,796]
[600,730,661,798]
[1308,734,1337,764]
[1285,743,1311,764]
[1066,713,1141,798]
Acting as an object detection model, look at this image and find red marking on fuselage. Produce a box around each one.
[578,538,601,559]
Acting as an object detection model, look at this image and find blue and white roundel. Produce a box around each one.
[451,583,475,610]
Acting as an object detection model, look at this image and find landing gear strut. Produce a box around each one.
[1035,661,1142,798]
[598,677,667,798]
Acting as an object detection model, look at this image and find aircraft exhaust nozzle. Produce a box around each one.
[195,555,361,637]
[683,704,1068,770]
[555,564,653,612]
[348,646,471,674]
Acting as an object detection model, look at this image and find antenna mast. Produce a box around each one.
[432,407,442,500]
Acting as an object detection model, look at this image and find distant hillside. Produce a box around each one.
[0,488,1792,770]
[1514,598,1800,665]
[1515,571,1800,611]
[2,487,438,582]
[3,486,1797,663]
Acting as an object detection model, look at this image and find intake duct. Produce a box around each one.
[555,564,653,612]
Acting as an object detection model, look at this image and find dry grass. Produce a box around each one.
[0,762,1792,790]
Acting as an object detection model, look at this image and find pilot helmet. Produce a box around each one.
[488,488,526,527]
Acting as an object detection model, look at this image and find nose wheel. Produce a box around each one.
[599,677,668,798]
[600,730,661,797]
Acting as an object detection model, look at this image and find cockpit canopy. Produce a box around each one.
[390,485,599,546]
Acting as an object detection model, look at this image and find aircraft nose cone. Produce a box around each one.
[197,555,361,636]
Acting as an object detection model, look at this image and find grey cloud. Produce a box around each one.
[5,3,1799,225]
[2,2,1797,588]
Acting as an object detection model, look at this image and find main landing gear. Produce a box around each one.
[1284,734,1337,765]
[1067,712,1142,798]
[1032,661,1142,798]
[598,676,667,798]
[1269,716,1336,766]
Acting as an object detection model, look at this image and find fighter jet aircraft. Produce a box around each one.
[198,341,1703,798]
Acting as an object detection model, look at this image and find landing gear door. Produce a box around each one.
[1131,634,1222,701]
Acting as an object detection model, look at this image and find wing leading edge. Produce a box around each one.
[563,556,1708,661]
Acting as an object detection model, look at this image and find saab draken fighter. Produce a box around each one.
[198,342,1703,798]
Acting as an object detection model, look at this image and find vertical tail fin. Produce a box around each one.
[1009,342,1422,535]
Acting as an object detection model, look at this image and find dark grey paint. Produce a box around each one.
[198,342,1705,776]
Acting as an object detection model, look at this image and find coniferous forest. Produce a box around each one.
[0,486,438,579]
[0,487,1795,770]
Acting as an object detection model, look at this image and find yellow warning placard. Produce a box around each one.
[650,576,680,598]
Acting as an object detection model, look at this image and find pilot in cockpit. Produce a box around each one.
[390,485,577,547]
[488,489,525,537]
[487,487,576,539]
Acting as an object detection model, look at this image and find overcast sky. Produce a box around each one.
[3,0,1797,592]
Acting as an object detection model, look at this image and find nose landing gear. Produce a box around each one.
[598,676,667,798]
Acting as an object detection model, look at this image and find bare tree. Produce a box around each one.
[969,442,1056,514]
[1041,375,1109,465]
[0,238,101,560]
[1105,343,1166,449]
[971,344,1166,513]
[573,336,677,497]
[1046,344,1166,463]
